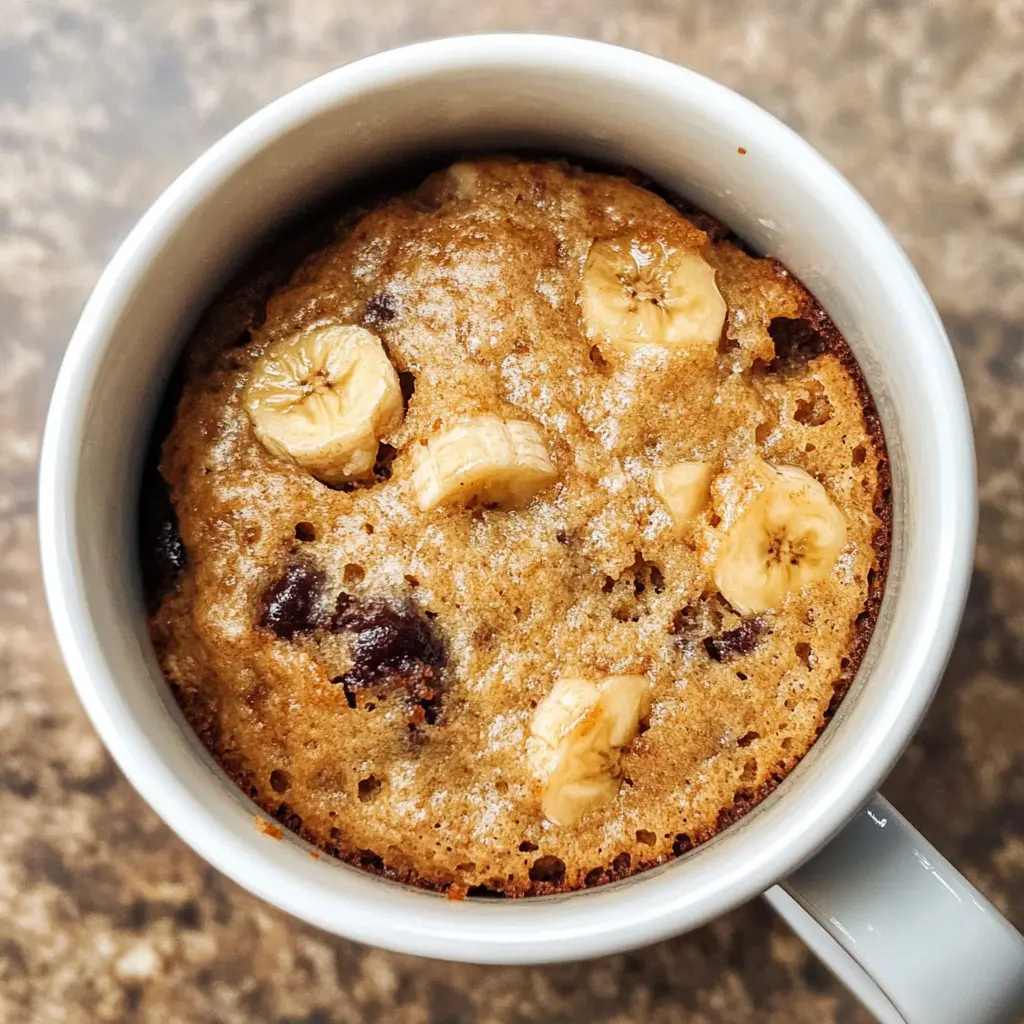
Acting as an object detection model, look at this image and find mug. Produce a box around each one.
[38,35,1024,1024]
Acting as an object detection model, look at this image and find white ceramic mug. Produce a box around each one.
[39,35,1024,1024]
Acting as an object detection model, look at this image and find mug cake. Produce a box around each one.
[142,157,890,896]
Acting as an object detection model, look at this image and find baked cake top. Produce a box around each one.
[146,157,889,896]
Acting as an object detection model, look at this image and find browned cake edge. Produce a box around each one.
[141,161,893,900]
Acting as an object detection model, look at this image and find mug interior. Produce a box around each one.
[39,36,975,962]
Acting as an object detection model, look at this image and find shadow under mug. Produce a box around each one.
[39,35,1024,1024]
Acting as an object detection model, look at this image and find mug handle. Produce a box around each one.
[763,794,1024,1024]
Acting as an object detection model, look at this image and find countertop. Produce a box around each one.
[1,1,1022,1021]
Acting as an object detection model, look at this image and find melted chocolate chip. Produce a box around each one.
[139,473,187,613]
[139,358,187,613]
[335,599,444,678]
[703,619,766,661]
[363,291,397,327]
[151,517,186,578]
[259,564,325,638]
[332,598,445,723]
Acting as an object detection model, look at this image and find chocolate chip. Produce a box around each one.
[259,564,325,638]
[139,474,187,613]
[703,619,765,661]
[363,291,397,327]
[332,598,445,723]
[334,599,443,673]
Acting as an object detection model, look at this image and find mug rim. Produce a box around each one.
[38,34,976,962]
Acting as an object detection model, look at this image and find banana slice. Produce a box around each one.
[713,458,847,615]
[580,235,726,352]
[653,461,713,528]
[411,414,557,511]
[243,324,403,484]
[528,675,652,826]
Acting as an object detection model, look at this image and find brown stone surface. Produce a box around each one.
[0,2,1021,1021]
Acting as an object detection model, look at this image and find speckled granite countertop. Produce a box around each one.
[1,2,1022,1021]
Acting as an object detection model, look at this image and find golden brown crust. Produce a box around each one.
[144,157,891,897]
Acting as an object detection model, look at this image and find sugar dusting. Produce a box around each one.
[150,157,888,895]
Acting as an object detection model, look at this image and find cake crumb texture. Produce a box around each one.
[148,157,889,895]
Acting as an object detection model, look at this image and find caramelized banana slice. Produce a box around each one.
[713,458,847,615]
[528,675,652,826]
[243,324,403,484]
[580,235,726,352]
[411,414,557,511]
